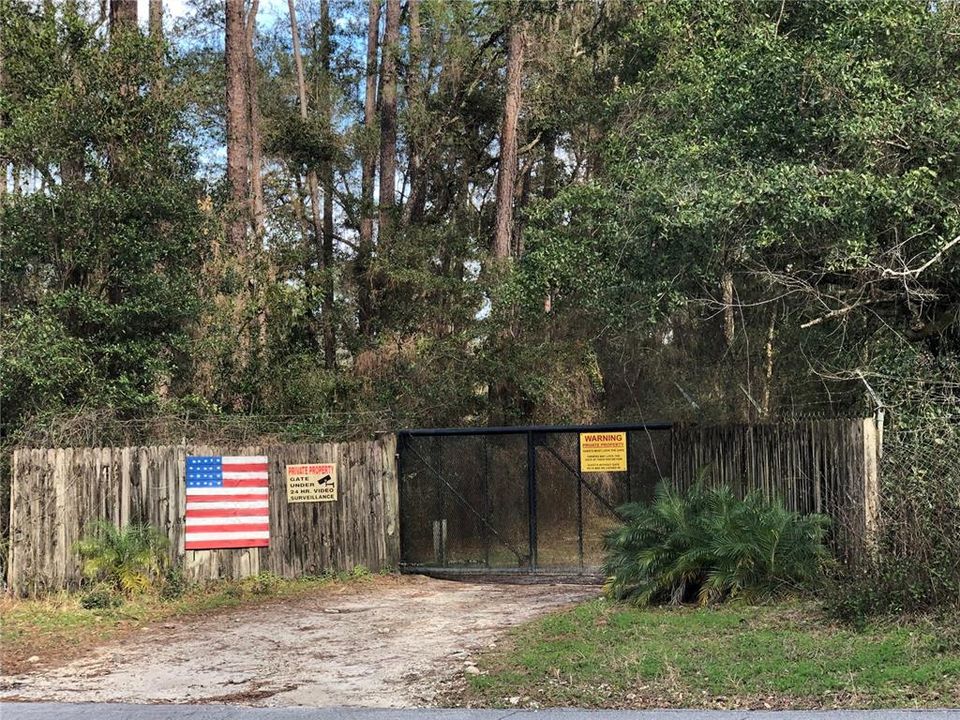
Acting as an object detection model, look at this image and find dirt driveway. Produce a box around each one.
[1,575,597,707]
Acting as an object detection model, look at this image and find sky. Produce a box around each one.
[136,0,186,25]
[135,0,291,30]
[136,0,189,19]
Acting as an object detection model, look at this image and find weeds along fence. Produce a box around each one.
[880,422,960,552]
[7,437,399,596]
[873,421,960,609]
[671,418,880,560]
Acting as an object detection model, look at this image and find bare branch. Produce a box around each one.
[881,234,960,279]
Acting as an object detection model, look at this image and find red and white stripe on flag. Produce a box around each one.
[185,455,270,550]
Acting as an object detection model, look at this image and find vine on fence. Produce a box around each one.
[826,418,960,621]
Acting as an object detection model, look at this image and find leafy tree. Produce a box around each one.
[1,0,956,451]
[515,0,960,420]
[1,2,206,437]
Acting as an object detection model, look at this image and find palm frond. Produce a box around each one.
[74,521,170,595]
[603,481,830,606]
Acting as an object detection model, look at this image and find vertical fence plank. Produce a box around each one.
[381,434,401,568]
[862,417,880,552]
[670,419,875,559]
[8,450,22,592]
[51,448,68,591]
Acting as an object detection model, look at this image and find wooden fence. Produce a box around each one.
[671,418,880,559]
[6,420,881,594]
[7,436,399,596]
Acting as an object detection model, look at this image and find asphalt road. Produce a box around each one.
[3,704,960,720]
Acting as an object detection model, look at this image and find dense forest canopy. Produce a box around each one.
[1,0,958,450]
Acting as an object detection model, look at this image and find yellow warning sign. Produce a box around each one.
[286,463,338,503]
[579,432,627,473]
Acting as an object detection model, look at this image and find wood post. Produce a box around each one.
[861,417,881,555]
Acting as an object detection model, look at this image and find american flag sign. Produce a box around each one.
[185,456,270,550]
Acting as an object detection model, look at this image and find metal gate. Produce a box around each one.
[397,423,672,577]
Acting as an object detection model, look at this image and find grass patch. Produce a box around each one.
[449,599,960,709]
[0,567,378,675]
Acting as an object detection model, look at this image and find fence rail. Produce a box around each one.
[7,437,399,596]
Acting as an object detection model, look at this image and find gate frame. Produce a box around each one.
[397,422,672,578]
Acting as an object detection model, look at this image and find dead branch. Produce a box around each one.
[881,234,960,279]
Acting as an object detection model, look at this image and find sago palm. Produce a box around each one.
[75,521,170,595]
[603,482,830,606]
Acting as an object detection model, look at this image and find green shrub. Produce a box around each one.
[824,422,960,624]
[349,565,371,579]
[824,555,960,628]
[603,483,830,606]
[249,572,281,595]
[75,521,169,595]
[80,583,122,609]
[160,565,188,600]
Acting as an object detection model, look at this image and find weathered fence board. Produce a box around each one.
[671,418,880,559]
[8,436,399,596]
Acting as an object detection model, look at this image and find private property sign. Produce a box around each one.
[286,463,338,503]
[579,432,627,473]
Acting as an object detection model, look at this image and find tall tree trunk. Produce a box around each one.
[722,270,736,347]
[225,0,250,255]
[245,0,268,356]
[378,0,400,239]
[148,0,164,91]
[246,0,265,239]
[357,0,380,338]
[493,22,525,261]
[109,0,137,32]
[489,21,527,424]
[148,0,162,39]
[224,0,254,408]
[541,132,557,312]
[288,0,335,368]
[403,0,425,224]
[319,0,337,369]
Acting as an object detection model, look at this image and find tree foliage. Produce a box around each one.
[1,2,206,435]
[0,0,956,478]
[515,0,959,421]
